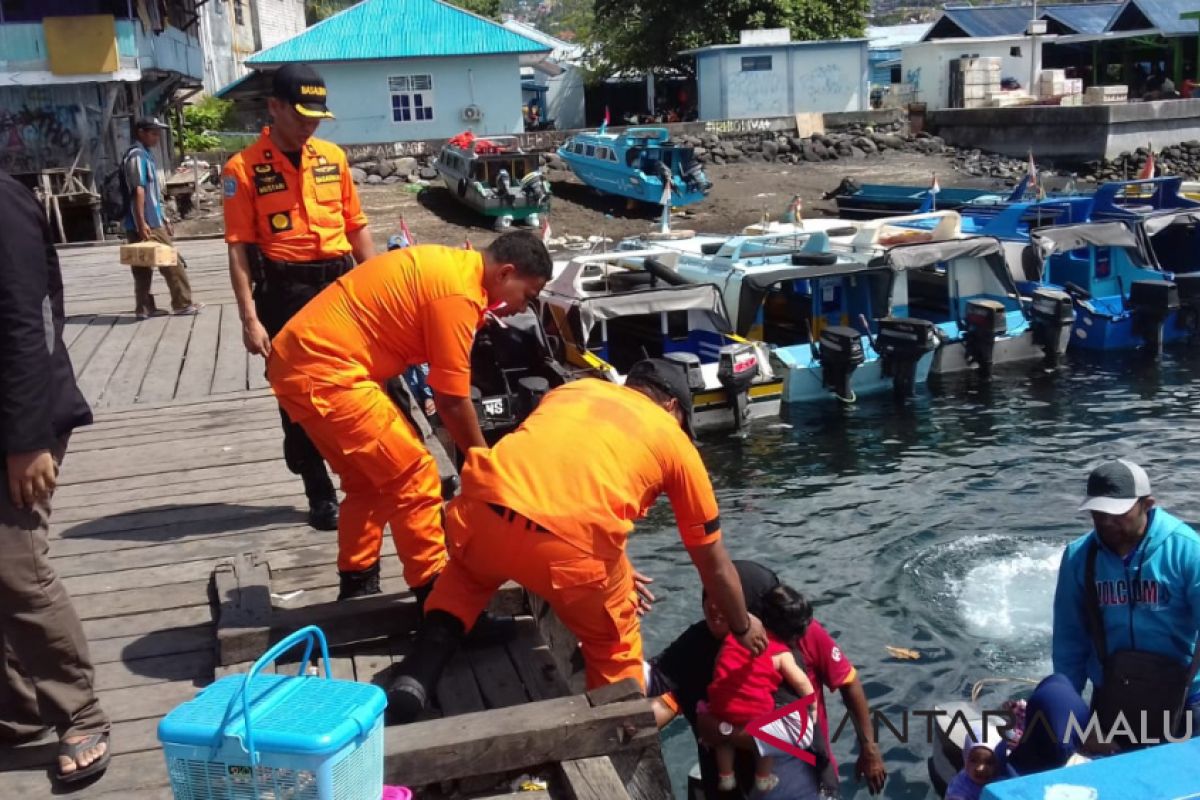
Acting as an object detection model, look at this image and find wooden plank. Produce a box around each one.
[0,749,171,798]
[556,757,634,800]
[505,616,570,701]
[268,590,420,653]
[74,317,139,407]
[67,314,118,377]
[82,605,210,641]
[55,458,290,503]
[173,302,222,398]
[353,651,394,688]
[64,405,279,450]
[94,650,214,692]
[88,625,210,665]
[137,313,195,403]
[383,695,657,788]
[70,579,208,620]
[99,313,169,408]
[247,351,269,391]
[0,717,162,772]
[210,304,249,394]
[58,429,282,483]
[435,651,486,716]
[466,644,529,710]
[529,592,587,694]
[587,678,644,708]
[62,314,96,348]
[213,552,273,666]
[51,514,303,558]
[96,680,198,724]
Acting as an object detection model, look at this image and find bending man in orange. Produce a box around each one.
[389,359,769,720]
[267,231,552,600]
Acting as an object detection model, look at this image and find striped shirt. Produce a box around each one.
[123,143,165,231]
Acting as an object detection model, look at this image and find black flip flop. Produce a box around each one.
[55,731,111,784]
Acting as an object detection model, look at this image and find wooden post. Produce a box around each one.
[211,552,273,666]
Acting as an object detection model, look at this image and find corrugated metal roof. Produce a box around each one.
[247,0,551,65]
[867,23,932,49]
[933,5,1036,38]
[1106,0,1196,36]
[502,19,583,63]
[1042,3,1121,34]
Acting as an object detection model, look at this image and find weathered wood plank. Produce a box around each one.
[353,651,394,687]
[82,605,211,641]
[467,644,529,710]
[0,749,171,798]
[211,304,249,394]
[88,625,210,665]
[505,616,570,702]
[383,695,657,788]
[137,313,195,403]
[60,427,281,483]
[55,458,290,504]
[70,579,208,620]
[213,552,273,666]
[62,314,96,348]
[173,302,222,399]
[530,592,587,695]
[94,650,214,692]
[99,313,169,408]
[67,314,119,377]
[556,757,634,800]
[247,352,269,391]
[74,317,139,406]
[97,680,199,724]
[51,515,303,558]
[436,651,486,716]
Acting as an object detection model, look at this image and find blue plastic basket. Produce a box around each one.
[158,626,387,800]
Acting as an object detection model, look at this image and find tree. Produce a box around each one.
[176,96,233,152]
[454,0,501,18]
[587,0,868,77]
[306,0,499,25]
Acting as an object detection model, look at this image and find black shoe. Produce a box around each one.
[338,562,382,600]
[309,499,339,531]
[386,675,428,724]
[386,610,465,723]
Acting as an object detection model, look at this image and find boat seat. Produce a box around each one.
[791,252,838,267]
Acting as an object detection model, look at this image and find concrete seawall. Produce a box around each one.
[928,100,1200,163]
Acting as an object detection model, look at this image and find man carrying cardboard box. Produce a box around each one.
[122,117,202,320]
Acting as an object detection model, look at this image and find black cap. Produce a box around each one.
[271,64,334,119]
[627,357,695,439]
[134,116,170,131]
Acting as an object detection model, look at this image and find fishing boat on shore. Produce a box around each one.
[434,132,551,231]
[556,127,712,207]
[825,177,1015,220]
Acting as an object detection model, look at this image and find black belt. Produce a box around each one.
[261,254,353,287]
[487,503,549,533]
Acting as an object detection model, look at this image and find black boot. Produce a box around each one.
[338,562,382,600]
[308,498,339,531]
[410,573,516,644]
[388,610,466,724]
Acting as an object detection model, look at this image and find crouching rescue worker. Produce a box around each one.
[267,231,552,600]
[223,63,374,532]
[389,360,769,721]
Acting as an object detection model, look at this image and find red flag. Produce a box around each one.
[1138,144,1155,180]
[1027,151,1038,188]
[399,215,416,246]
[540,214,551,243]
[603,106,610,126]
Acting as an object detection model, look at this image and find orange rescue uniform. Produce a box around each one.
[426,378,723,689]
[267,246,488,585]
[222,128,367,261]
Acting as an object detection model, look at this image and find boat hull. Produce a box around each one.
[774,347,935,404]
[930,330,1047,374]
[558,151,709,206]
[1069,306,1191,351]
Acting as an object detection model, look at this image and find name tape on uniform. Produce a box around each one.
[313,163,341,185]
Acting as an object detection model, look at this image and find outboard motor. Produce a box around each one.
[1175,274,1200,341]
[1129,280,1180,357]
[715,343,760,433]
[495,169,516,203]
[964,300,1007,379]
[520,171,548,204]
[1028,287,1075,369]
[680,153,712,193]
[665,351,705,393]
[816,326,866,403]
[876,317,938,399]
[515,375,551,421]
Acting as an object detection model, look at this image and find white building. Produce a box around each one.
[198,0,306,95]
[900,34,1049,110]
[502,18,586,130]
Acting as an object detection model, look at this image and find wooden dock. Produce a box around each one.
[0,239,668,799]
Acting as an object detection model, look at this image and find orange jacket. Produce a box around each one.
[270,246,487,398]
[459,379,723,561]
[222,129,367,262]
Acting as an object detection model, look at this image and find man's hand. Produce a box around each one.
[6,450,57,509]
[632,569,656,616]
[243,318,272,356]
[423,398,437,418]
[734,613,769,657]
[138,222,152,241]
[855,741,887,795]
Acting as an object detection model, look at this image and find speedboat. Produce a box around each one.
[556,127,712,207]
[1029,221,1193,354]
[535,250,782,433]
[434,132,551,231]
[825,177,1015,220]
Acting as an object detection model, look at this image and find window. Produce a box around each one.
[741,55,772,72]
[389,75,434,123]
[1010,46,1022,57]
[234,0,244,25]
[585,144,595,157]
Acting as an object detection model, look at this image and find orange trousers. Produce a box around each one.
[427,496,644,690]
[272,375,446,587]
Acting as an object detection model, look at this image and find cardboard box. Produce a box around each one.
[1066,78,1083,94]
[1083,85,1128,104]
[120,242,178,268]
[1039,69,1066,83]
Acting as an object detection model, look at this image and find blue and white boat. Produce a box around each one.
[556,127,712,207]
[1029,220,1191,353]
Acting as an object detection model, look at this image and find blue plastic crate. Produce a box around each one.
[158,626,387,800]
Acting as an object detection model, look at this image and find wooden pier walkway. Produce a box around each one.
[0,240,666,799]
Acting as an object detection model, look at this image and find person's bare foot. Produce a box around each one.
[57,732,109,780]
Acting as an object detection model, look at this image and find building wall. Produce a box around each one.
[546,66,585,131]
[695,42,867,120]
[313,55,527,144]
[901,38,1040,110]
[0,82,136,175]
[254,0,305,50]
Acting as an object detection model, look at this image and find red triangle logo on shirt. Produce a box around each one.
[744,693,819,766]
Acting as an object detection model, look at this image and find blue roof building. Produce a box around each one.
[229,0,550,144]
[923,4,1121,41]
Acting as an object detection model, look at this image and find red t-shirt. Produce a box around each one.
[797,620,857,772]
[707,635,792,726]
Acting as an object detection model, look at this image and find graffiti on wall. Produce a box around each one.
[906,67,922,93]
[703,117,775,134]
[796,64,851,99]
[0,104,83,172]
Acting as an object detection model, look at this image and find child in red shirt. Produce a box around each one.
[706,585,817,794]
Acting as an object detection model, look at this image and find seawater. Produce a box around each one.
[627,347,1200,799]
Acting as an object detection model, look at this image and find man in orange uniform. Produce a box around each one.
[223,64,374,532]
[267,231,552,600]
[389,360,769,720]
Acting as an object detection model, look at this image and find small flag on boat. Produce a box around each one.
[1027,150,1046,199]
[929,173,940,195]
[783,194,803,223]
[1138,142,1155,180]
[540,214,551,243]
[399,215,416,246]
[463,238,473,250]
[659,180,672,235]
[599,106,610,134]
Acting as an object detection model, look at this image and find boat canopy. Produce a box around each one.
[732,261,883,337]
[881,235,1003,270]
[544,283,732,343]
[1030,220,1147,260]
[1143,208,1200,237]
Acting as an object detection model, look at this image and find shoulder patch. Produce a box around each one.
[223,176,238,198]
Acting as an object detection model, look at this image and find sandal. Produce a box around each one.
[55,731,111,784]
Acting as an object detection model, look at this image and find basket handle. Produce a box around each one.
[239,625,331,767]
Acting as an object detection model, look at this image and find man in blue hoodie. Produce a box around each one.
[1050,459,1200,751]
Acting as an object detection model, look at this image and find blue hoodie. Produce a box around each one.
[1052,508,1200,701]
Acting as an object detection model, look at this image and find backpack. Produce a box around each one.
[100,146,141,223]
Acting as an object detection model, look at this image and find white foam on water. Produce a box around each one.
[948,540,1063,640]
